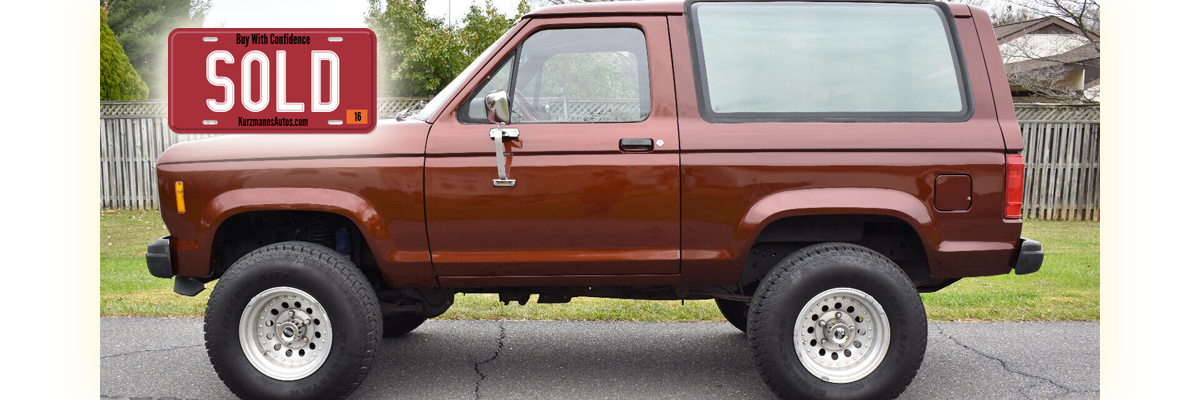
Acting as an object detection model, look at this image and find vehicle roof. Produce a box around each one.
[525,1,973,18]
[526,0,686,17]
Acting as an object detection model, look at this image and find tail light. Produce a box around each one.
[1004,154,1025,219]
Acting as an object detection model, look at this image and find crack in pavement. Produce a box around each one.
[101,344,203,360]
[933,324,1096,399]
[473,321,506,399]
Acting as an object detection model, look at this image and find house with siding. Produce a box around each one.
[995,16,1099,102]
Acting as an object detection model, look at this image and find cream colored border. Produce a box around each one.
[39,1,97,396]
[54,0,1161,398]
[1104,1,1161,396]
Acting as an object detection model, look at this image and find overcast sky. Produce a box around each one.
[204,0,526,29]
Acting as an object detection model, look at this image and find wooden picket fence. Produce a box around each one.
[99,100,1100,221]
[1015,104,1100,221]
[99,116,215,210]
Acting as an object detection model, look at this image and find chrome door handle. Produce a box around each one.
[490,128,519,140]
[619,138,654,152]
[490,128,519,187]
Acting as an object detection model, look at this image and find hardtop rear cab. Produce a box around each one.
[667,0,1028,289]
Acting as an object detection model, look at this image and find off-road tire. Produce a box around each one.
[715,298,749,333]
[204,241,382,400]
[747,243,926,400]
[382,313,427,337]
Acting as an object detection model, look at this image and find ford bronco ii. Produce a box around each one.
[146,1,1044,399]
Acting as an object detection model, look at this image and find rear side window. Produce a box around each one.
[688,1,971,122]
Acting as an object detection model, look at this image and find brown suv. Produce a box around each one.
[146,1,1043,399]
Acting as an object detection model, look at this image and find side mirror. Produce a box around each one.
[484,90,511,125]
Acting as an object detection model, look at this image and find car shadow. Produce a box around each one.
[350,320,773,399]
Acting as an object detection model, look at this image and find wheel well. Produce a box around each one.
[738,214,937,294]
[210,211,384,289]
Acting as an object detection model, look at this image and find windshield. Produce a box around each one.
[409,25,519,122]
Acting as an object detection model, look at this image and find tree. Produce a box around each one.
[367,0,527,97]
[459,1,518,60]
[989,3,1038,26]
[106,0,211,99]
[101,8,149,100]
[528,0,613,7]
[367,0,452,97]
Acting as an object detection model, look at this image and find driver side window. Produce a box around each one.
[460,56,514,123]
[459,27,650,124]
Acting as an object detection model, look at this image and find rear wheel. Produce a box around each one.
[204,242,382,400]
[747,243,926,400]
[715,298,749,333]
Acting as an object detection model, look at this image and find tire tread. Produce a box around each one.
[746,243,926,400]
[203,241,381,400]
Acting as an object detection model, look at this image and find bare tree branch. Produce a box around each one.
[1015,0,1100,41]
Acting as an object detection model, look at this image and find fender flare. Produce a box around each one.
[201,187,389,239]
[734,188,941,262]
[195,188,392,274]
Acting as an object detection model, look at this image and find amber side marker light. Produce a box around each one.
[1004,154,1025,219]
[175,181,186,214]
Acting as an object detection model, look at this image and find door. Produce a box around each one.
[424,17,680,278]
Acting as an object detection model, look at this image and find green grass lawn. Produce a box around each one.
[923,221,1099,321]
[100,209,212,317]
[100,210,1097,321]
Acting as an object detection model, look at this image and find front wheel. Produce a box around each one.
[204,242,382,400]
[747,243,926,400]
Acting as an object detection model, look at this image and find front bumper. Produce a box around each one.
[146,236,206,296]
[1012,237,1044,275]
[146,236,173,278]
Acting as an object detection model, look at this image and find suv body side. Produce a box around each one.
[153,1,1025,293]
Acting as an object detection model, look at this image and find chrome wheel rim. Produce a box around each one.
[238,286,332,381]
[793,287,890,383]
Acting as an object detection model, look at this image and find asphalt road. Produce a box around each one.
[101,318,1098,399]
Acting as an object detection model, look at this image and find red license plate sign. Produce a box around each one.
[168,28,376,134]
